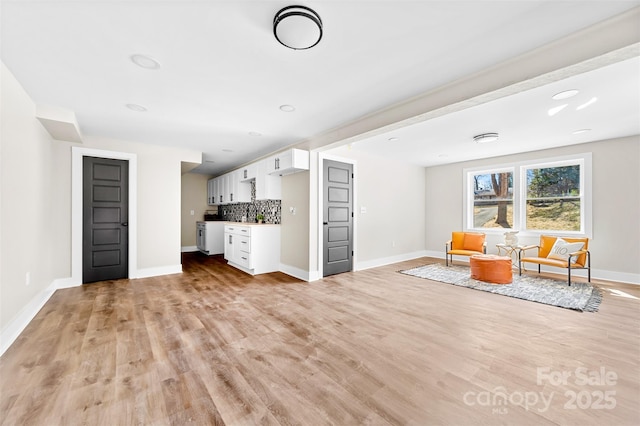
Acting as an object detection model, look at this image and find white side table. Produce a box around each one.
[496,243,522,268]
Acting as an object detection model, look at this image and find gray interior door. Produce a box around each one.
[323,159,353,277]
[83,156,129,283]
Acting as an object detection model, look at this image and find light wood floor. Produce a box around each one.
[1,254,639,425]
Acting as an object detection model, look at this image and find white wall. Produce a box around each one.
[280,171,310,277]
[425,136,640,284]
[322,146,428,270]
[181,172,212,249]
[1,63,58,340]
[1,62,202,354]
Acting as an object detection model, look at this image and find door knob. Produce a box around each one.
[121,222,128,226]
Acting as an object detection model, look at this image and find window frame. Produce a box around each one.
[463,153,592,237]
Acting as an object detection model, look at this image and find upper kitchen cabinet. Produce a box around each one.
[210,170,251,205]
[266,149,309,176]
[207,178,216,206]
[230,169,251,203]
[256,159,281,200]
[240,163,257,182]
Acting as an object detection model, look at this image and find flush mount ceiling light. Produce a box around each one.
[552,89,579,100]
[388,137,399,142]
[279,104,296,112]
[274,5,323,50]
[130,54,161,70]
[473,133,499,144]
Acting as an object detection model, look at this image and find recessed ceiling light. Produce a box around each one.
[473,133,499,143]
[249,131,262,136]
[279,104,296,112]
[222,149,233,153]
[572,129,592,135]
[552,89,579,100]
[576,97,598,111]
[125,103,147,112]
[130,54,161,70]
[548,104,568,116]
[388,137,399,142]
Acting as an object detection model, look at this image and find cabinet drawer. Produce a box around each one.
[237,235,251,253]
[236,252,251,268]
[225,225,251,236]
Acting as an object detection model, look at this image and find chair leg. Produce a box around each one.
[518,252,522,276]
[445,244,448,266]
[568,267,572,286]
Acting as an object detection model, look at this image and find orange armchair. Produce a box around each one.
[445,232,486,266]
[518,235,590,285]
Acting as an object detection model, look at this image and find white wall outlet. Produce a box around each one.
[392,241,396,247]
[360,206,367,214]
[289,206,296,215]
[25,271,30,286]
[190,209,195,216]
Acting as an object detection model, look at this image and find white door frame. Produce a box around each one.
[71,146,138,285]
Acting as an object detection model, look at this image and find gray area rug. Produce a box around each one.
[399,263,602,312]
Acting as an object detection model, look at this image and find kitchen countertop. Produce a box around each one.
[223,221,280,227]
[197,220,280,226]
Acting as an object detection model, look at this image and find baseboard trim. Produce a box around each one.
[181,246,198,253]
[133,264,182,279]
[0,280,57,356]
[54,277,80,289]
[279,264,312,282]
[355,250,429,271]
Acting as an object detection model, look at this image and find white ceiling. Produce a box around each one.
[1,1,639,175]
[352,56,640,166]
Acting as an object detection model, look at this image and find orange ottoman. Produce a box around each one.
[470,254,513,284]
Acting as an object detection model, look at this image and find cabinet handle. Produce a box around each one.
[231,193,233,202]
[244,170,247,179]
[241,257,247,260]
[228,235,233,244]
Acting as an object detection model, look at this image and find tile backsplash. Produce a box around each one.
[218,181,282,224]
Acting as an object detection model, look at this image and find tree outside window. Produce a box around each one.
[525,164,581,231]
[472,170,513,229]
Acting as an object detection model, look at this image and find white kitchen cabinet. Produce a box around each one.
[240,163,257,182]
[230,169,251,203]
[197,221,225,255]
[266,149,309,176]
[213,171,250,204]
[256,158,281,200]
[224,223,280,275]
[207,178,215,205]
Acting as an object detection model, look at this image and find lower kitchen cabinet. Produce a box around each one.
[196,221,225,255]
[224,223,280,275]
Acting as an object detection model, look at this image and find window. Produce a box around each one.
[524,162,582,232]
[471,169,513,229]
[464,154,591,235]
